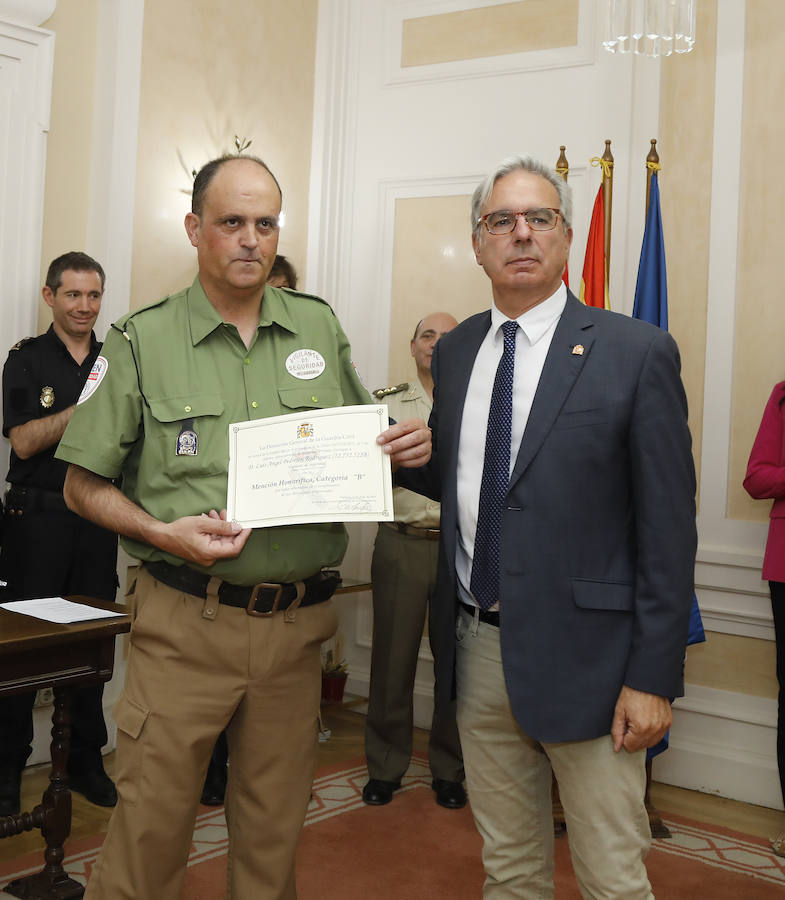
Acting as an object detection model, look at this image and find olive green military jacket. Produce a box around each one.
[57,278,371,584]
[373,379,441,529]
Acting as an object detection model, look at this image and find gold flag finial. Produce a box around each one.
[555,145,569,180]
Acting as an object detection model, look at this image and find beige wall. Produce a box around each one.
[387,195,489,387]
[401,0,579,67]
[130,0,318,308]
[728,0,785,522]
[37,0,318,323]
[659,0,779,706]
[685,633,777,698]
[38,0,100,330]
[658,0,717,502]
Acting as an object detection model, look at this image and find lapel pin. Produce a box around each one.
[572,344,584,356]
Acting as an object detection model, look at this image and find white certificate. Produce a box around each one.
[226,405,394,528]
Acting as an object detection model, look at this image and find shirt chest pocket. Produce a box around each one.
[278,385,344,411]
[146,393,227,478]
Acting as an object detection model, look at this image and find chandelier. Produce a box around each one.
[603,0,696,57]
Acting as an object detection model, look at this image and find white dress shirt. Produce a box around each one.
[456,284,567,608]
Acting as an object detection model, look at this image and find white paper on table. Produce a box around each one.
[226,404,394,528]
[0,597,125,624]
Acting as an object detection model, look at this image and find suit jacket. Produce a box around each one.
[397,292,697,743]
[743,381,785,583]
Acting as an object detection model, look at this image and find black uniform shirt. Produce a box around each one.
[2,326,101,491]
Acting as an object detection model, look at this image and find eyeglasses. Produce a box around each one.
[477,208,562,235]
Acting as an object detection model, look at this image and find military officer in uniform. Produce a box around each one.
[362,312,466,809]
[0,252,118,816]
[55,155,430,900]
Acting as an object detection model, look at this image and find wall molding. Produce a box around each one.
[697,0,747,551]
[382,0,596,86]
[653,683,781,810]
[0,1,55,27]
[695,545,773,640]
[0,17,54,483]
[88,0,144,332]
[0,18,53,343]
[306,0,361,318]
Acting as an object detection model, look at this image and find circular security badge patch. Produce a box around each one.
[285,348,326,380]
[77,356,109,405]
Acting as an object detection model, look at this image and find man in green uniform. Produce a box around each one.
[363,312,466,809]
[56,155,430,900]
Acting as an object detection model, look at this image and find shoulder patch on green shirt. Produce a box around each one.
[113,294,180,331]
[274,286,331,307]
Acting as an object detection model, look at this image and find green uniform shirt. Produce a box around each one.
[57,277,372,584]
[374,380,441,529]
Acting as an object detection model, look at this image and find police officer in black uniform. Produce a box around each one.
[0,251,119,815]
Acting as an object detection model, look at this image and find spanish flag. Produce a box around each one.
[579,185,609,309]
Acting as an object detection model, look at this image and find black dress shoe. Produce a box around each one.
[432,779,467,809]
[0,767,22,817]
[68,768,118,807]
[200,760,228,806]
[362,778,400,806]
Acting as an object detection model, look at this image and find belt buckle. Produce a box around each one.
[246,582,284,617]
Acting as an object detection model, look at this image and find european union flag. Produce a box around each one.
[633,171,705,760]
[633,173,668,328]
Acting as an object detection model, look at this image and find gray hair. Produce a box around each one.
[471,155,573,238]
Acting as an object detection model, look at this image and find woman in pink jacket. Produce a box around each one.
[744,381,785,855]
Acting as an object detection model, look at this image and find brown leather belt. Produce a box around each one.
[144,560,340,617]
[386,521,440,541]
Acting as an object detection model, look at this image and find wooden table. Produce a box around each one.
[333,576,371,597]
[0,598,131,900]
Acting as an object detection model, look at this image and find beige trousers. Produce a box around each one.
[84,566,338,900]
[455,607,654,900]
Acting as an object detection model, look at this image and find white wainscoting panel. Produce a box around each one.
[653,684,781,811]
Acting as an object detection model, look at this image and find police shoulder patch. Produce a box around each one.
[10,337,34,351]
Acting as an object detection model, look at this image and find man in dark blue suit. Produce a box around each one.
[382,156,696,898]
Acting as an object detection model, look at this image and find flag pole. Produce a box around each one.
[583,144,612,310]
[556,147,570,288]
[645,138,660,216]
[602,139,614,287]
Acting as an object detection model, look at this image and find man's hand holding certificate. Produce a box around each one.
[227,405,397,528]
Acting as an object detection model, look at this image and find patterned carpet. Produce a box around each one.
[2,758,784,898]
